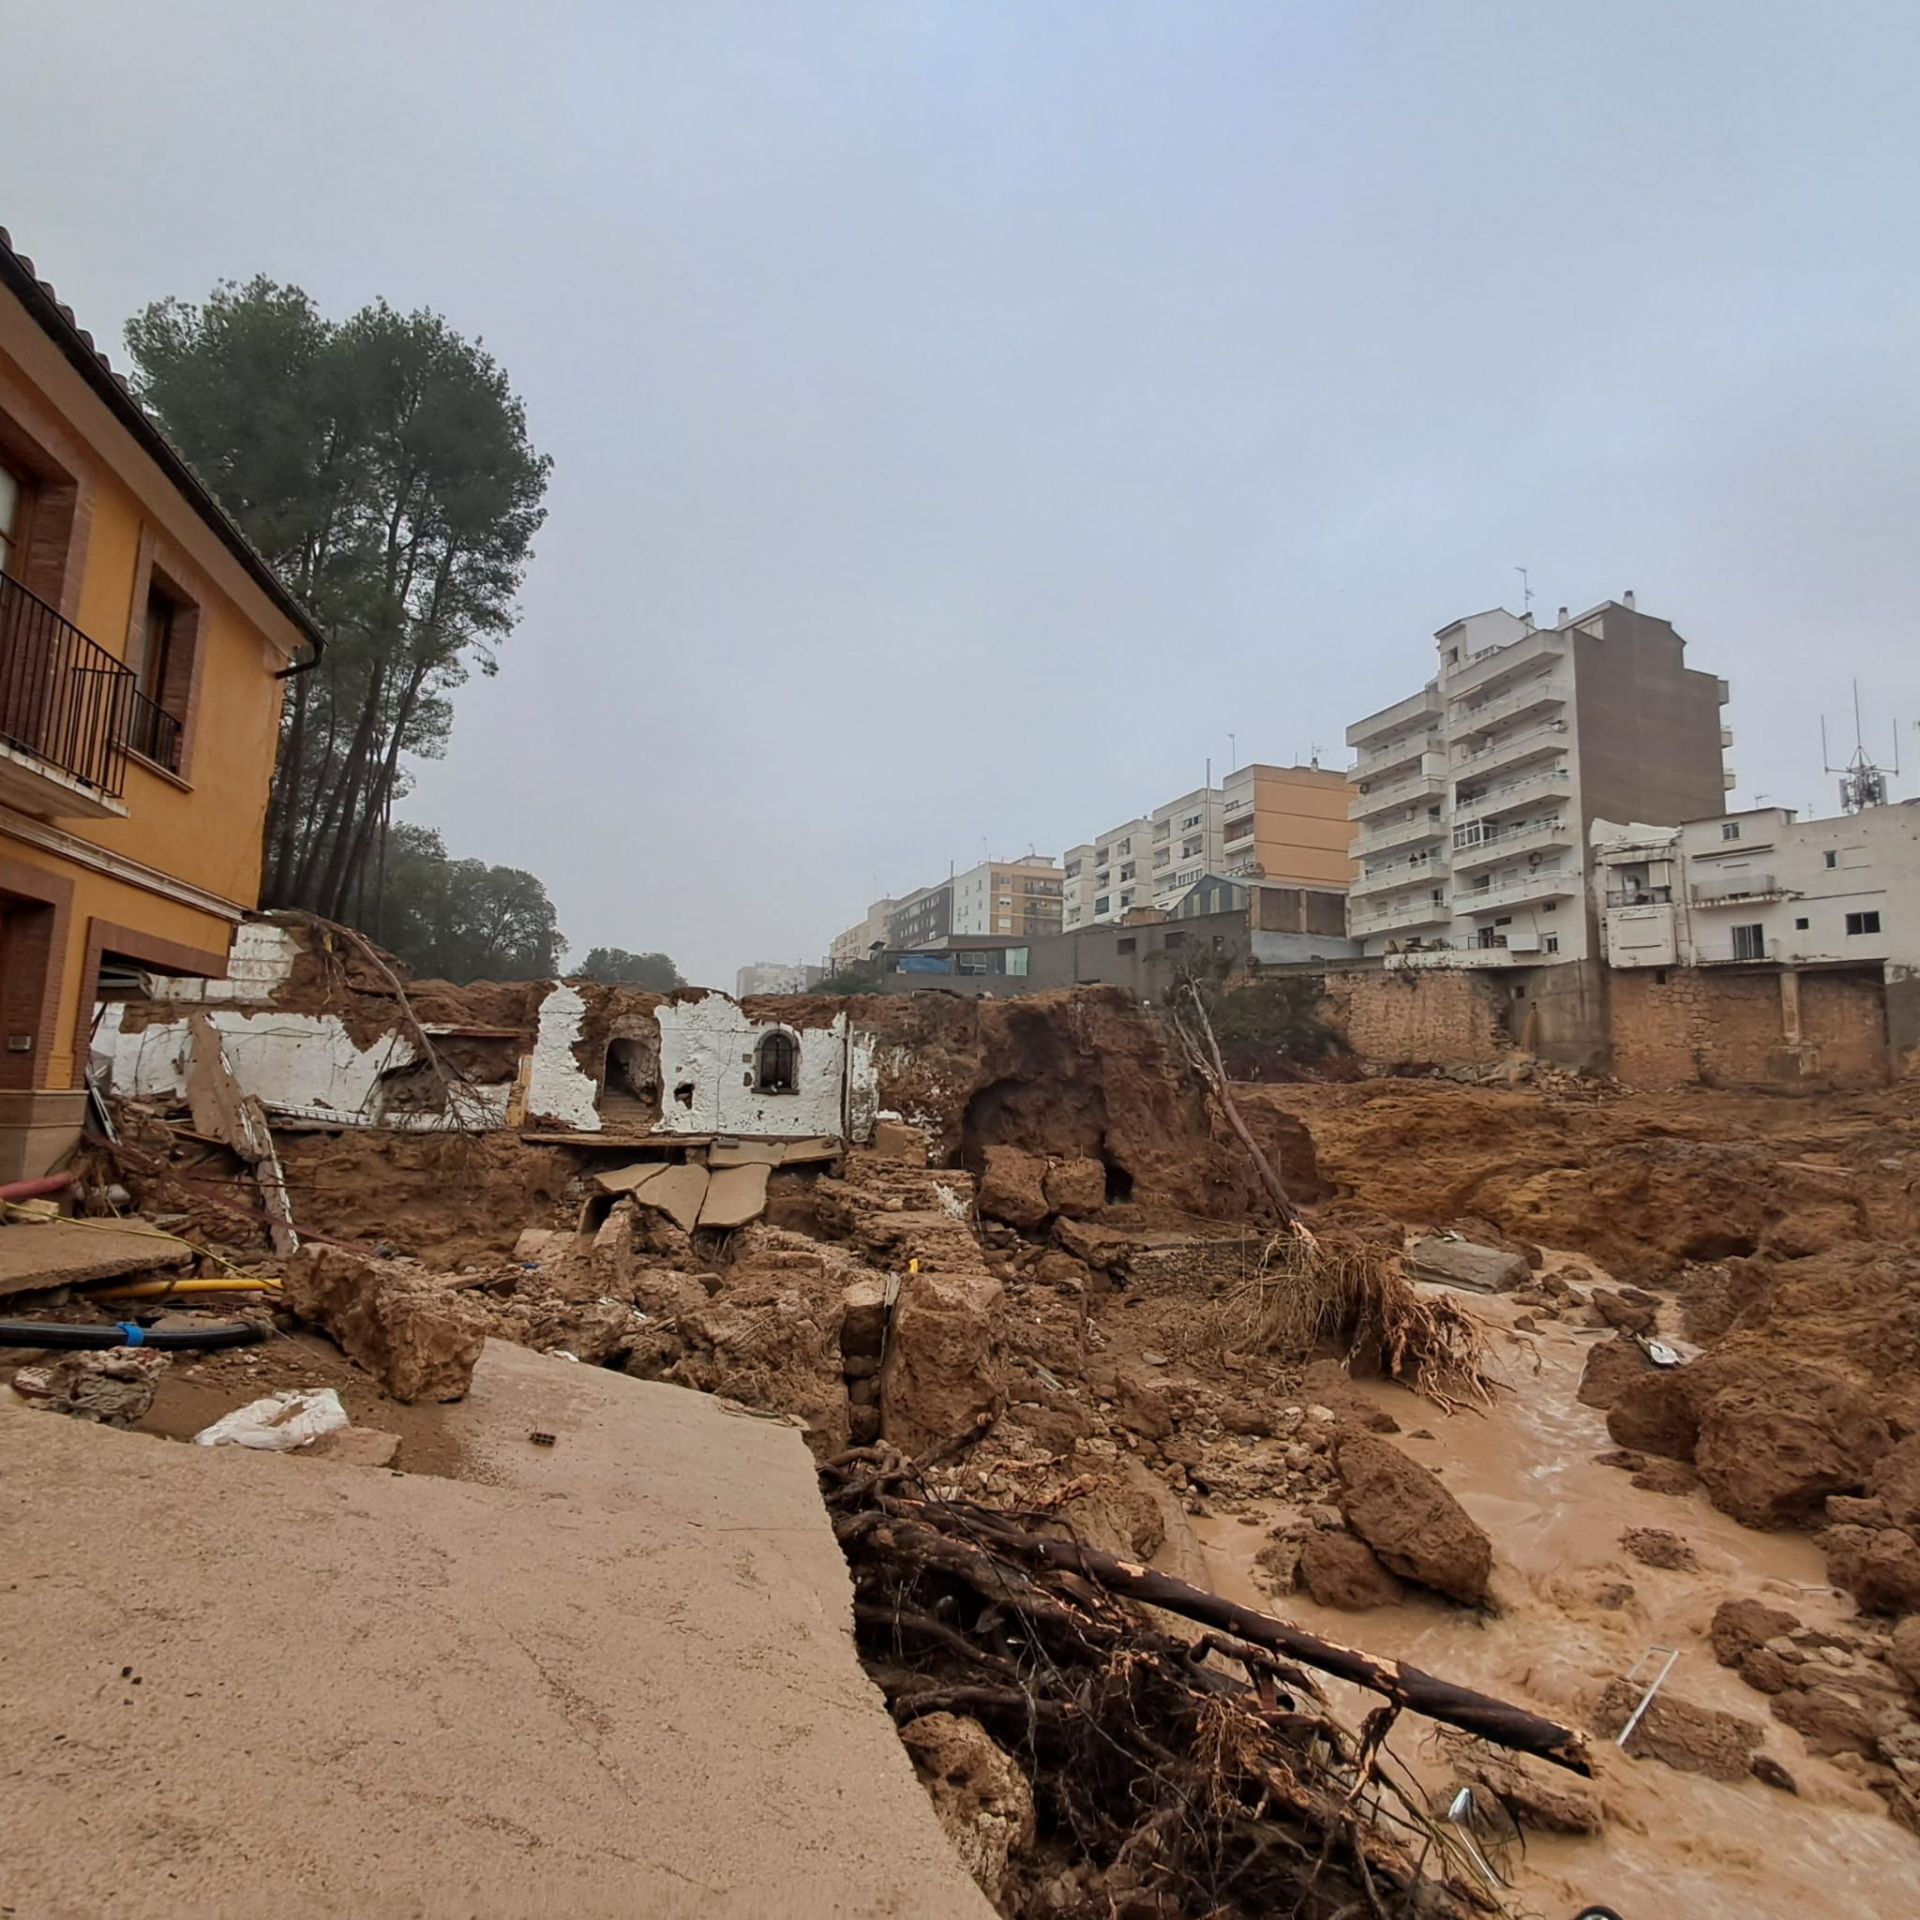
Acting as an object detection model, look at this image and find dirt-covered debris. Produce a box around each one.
[1592,1678,1764,1782]
[282,1248,491,1402]
[10,1349,168,1427]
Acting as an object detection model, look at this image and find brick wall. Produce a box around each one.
[1322,968,1512,1065]
[1610,965,1888,1088]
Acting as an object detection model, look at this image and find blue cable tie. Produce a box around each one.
[119,1322,146,1346]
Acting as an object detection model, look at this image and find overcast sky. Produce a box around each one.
[14,2,1920,983]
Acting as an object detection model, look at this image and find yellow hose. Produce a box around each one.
[87,1277,283,1299]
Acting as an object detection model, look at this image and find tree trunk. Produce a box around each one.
[878,1504,1593,1775]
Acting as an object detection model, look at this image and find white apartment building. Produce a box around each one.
[1344,596,1731,965]
[1147,786,1224,907]
[826,898,897,973]
[1595,801,1920,975]
[1061,816,1151,929]
[736,961,824,997]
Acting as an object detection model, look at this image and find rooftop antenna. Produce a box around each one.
[1228,731,1237,770]
[1309,739,1322,770]
[1514,566,1533,615]
[1821,681,1897,813]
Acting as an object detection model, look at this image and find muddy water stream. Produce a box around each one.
[1190,1268,1912,1920]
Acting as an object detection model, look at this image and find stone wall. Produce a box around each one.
[1800,971,1893,1083]
[1322,967,1512,1065]
[1609,965,1888,1088]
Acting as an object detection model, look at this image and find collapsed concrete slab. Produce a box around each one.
[633,1163,708,1234]
[0,1345,994,1918]
[699,1162,770,1229]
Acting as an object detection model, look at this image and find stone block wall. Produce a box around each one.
[1323,967,1512,1065]
[1610,965,1888,1088]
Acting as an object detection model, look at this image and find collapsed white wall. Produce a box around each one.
[92,1006,511,1131]
[99,958,877,1143]
[524,987,876,1140]
[655,995,853,1137]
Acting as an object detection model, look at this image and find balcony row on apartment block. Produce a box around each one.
[1344,595,1731,964]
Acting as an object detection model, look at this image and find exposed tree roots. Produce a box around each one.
[825,1448,1574,1917]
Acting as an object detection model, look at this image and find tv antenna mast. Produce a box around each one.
[1514,566,1533,616]
[1821,681,1900,813]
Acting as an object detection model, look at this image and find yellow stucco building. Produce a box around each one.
[0,231,322,1176]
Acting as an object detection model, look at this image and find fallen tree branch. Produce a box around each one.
[823,1450,1554,1917]
[1168,977,1311,1237]
[915,1497,1590,1776]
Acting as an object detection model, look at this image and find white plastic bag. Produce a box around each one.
[194,1387,350,1451]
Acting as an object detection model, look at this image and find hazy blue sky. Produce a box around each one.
[13,2,1920,983]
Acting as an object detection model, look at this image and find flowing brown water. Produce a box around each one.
[1192,1267,1912,1920]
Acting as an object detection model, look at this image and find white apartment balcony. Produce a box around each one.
[1450,816,1574,873]
[1346,683,1442,750]
[1456,764,1573,821]
[1350,812,1448,860]
[1456,867,1580,913]
[1350,853,1447,899]
[1691,872,1793,905]
[1348,758,1447,821]
[1452,718,1570,783]
[1696,936,1781,965]
[1451,673,1570,735]
[1446,626,1568,701]
[1351,725,1442,781]
[1349,893,1451,936]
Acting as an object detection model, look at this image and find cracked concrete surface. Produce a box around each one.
[0,1341,992,1919]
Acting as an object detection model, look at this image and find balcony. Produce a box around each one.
[1346,683,1442,749]
[0,573,133,819]
[1456,867,1580,913]
[1691,872,1792,905]
[1697,936,1780,965]
[1452,674,1570,736]
[1453,720,1570,783]
[1352,726,1441,781]
[1349,812,1447,860]
[1455,765,1573,821]
[1349,893,1451,936]
[1451,816,1573,873]
[1605,885,1673,908]
[1446,627,1567,700]
[1348,759,1447,821]
[1350,854,1446,898]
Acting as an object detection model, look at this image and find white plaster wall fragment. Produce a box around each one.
[526,984,601,1131]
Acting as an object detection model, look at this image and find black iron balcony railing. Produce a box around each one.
[0,571,134,798]
[126,686,184,774]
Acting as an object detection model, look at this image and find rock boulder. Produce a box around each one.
[1299,1529,1404,1610]
[1334,1433,1493,1606]
[1042,1156,1107,1219]
[1407,1237,1529,1294]
[1578,1333,1655,1411]
[882,1270,1005,1452]
[976,1147,1052,1229]
[898,1712,1035,1905]
[282,1248,489,1402]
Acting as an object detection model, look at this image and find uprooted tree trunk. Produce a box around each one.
[1167,975,1311,1237]
[829,1449,1587,1918]
[1167,973,1492,1408]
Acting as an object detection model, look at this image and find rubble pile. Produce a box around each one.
[24,976,1920,1914]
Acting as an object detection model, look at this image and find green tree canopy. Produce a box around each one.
[574,947,684,990]
[370,823,565,983]
[125,278,551,924]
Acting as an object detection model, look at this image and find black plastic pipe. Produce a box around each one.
[0,1318,264,1352]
